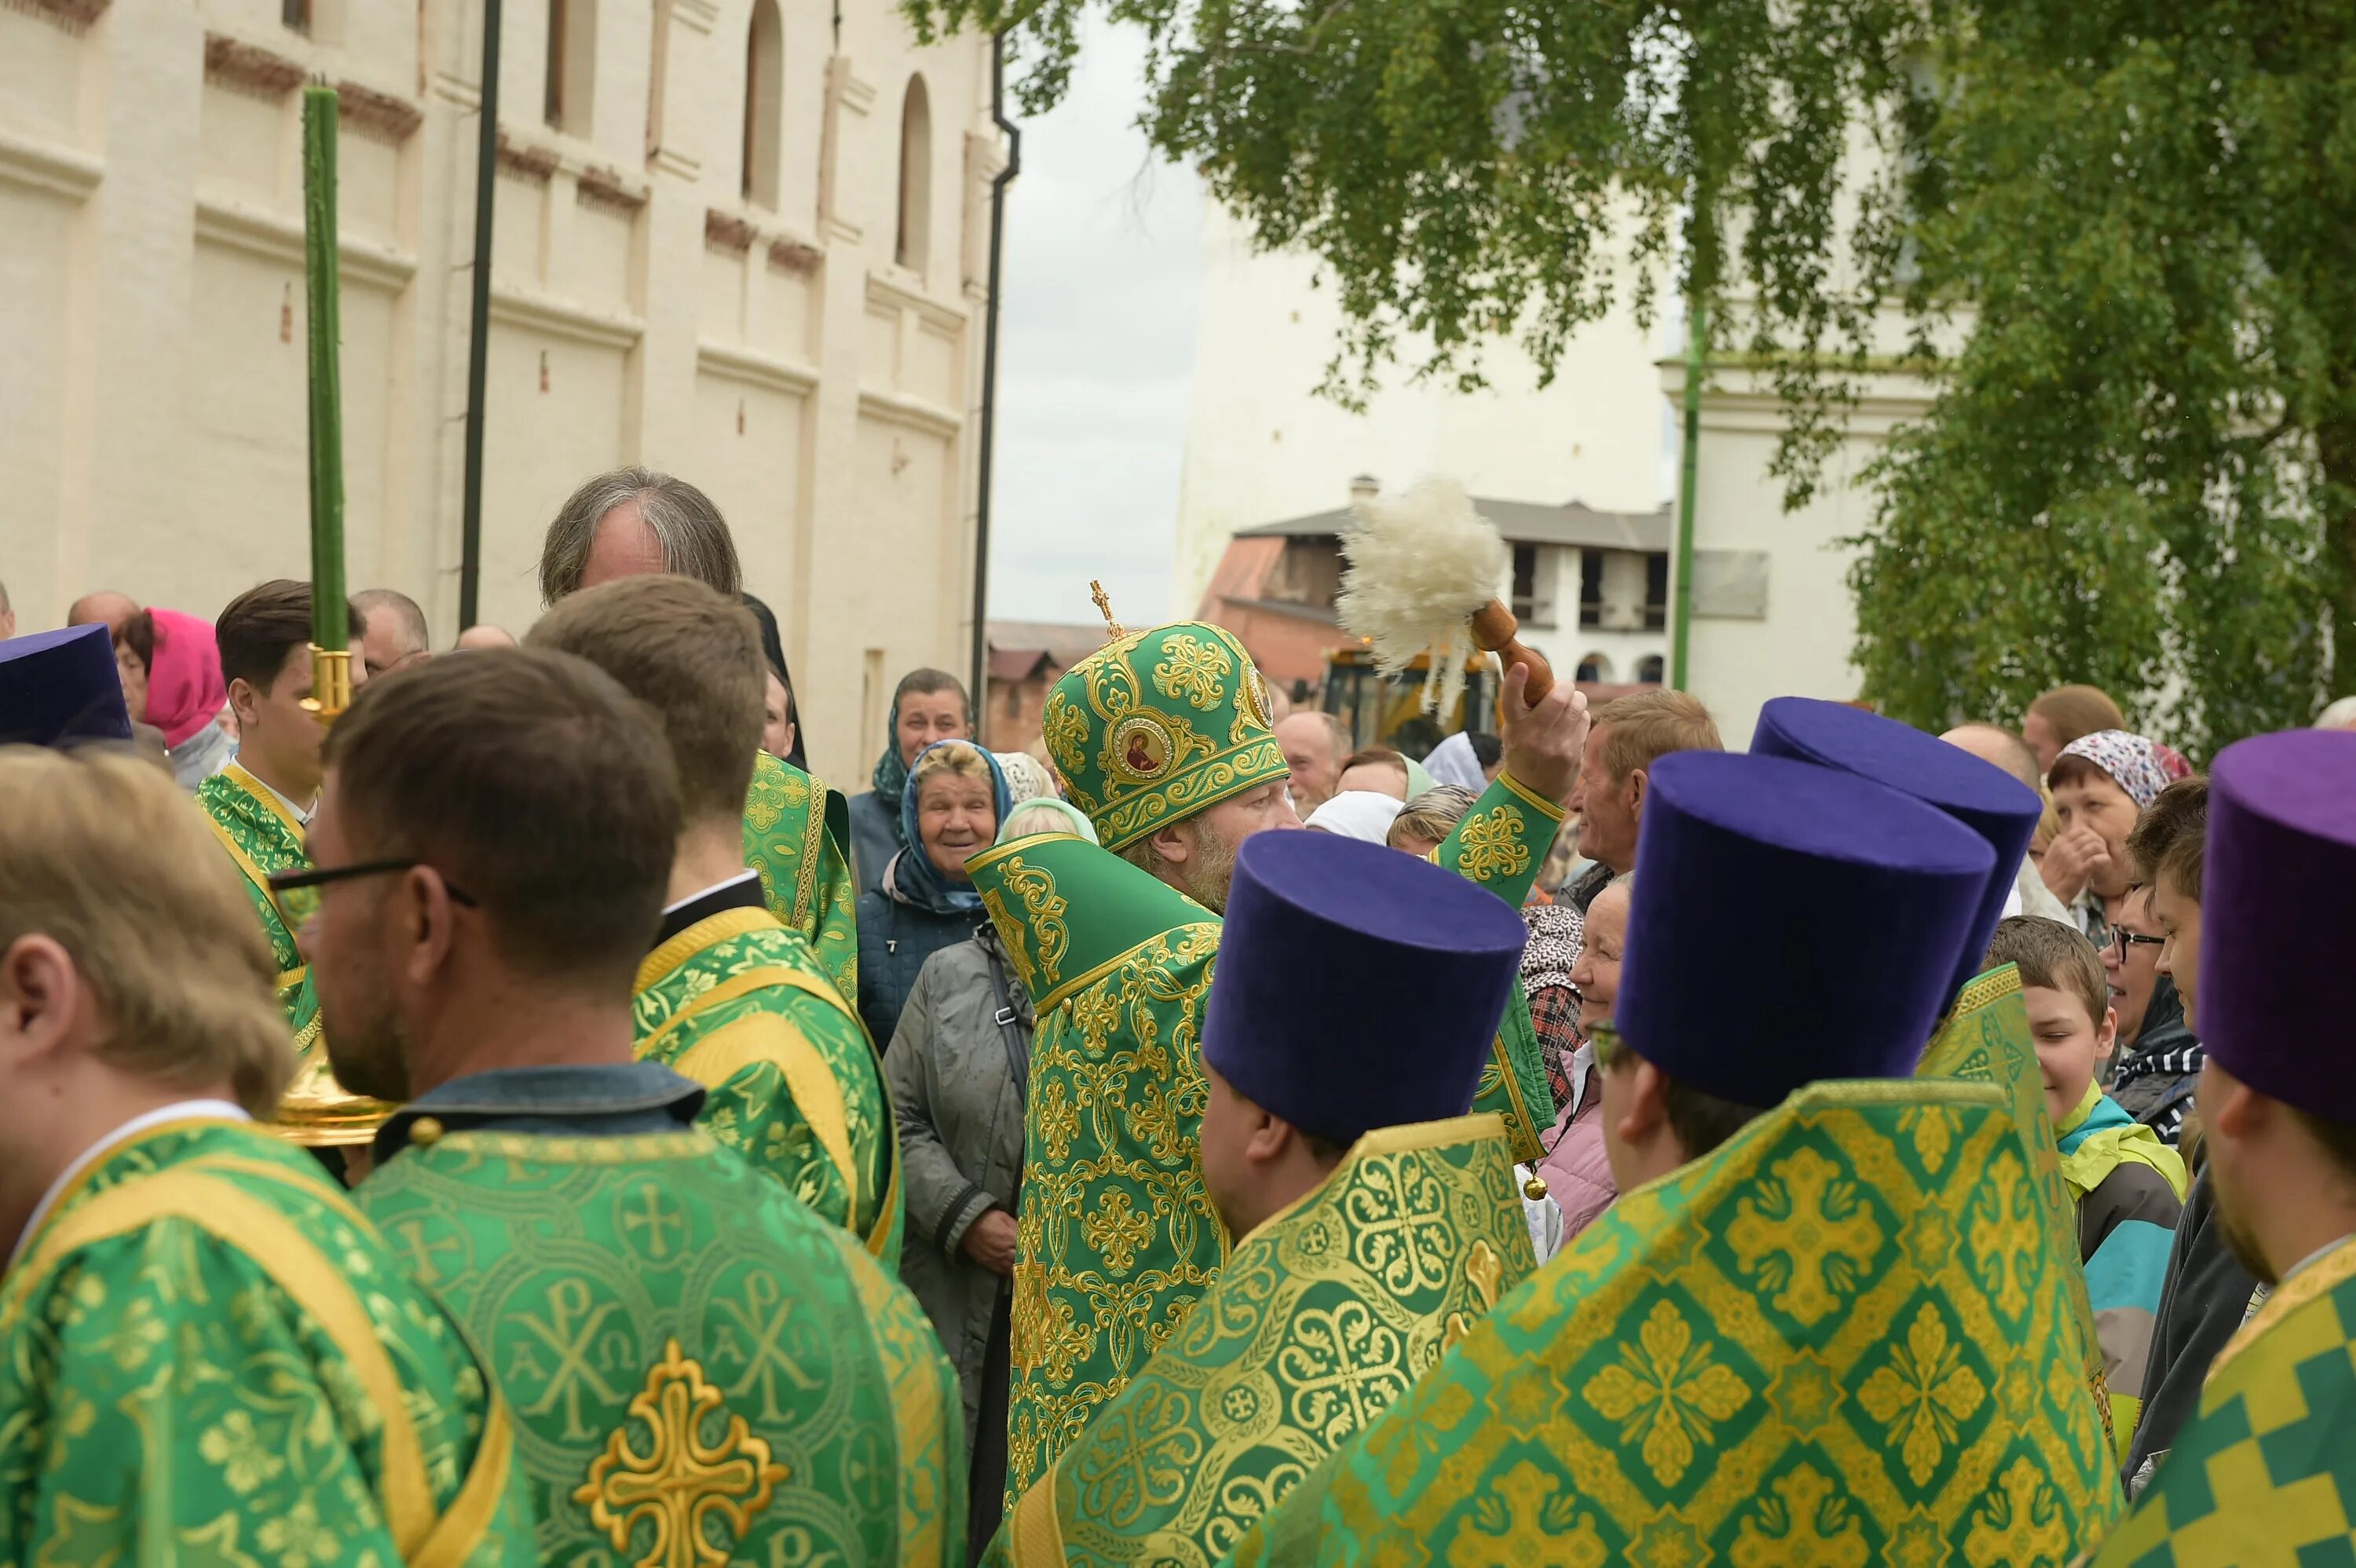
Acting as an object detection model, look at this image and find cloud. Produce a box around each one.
[986,21,1200,626]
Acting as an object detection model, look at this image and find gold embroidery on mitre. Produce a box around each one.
[575,1338,788,1568]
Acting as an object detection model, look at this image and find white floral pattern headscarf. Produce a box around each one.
[2054,729,2171,810]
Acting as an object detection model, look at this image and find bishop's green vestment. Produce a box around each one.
[195,762,391,1143]
[1224,1078,2126,1566]
[969,773,1561,1510]
[357,1120,965,1567]
[2088,1233,2356,1566]
[0,1117,536,1566]
[983,1114,1538,1568]
[633,905,902,1268]
[742,750,861,1008]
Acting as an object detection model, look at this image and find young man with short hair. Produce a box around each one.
[196,579,377,1144]
[1560,687,1722,912]
[526,576,898,1262]
[2092,728,2356,1559]
[0,747,534,1563]
[305,647,964,1566]
[1986,916,2186,1457]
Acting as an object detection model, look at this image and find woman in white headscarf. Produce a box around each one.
[1304,790,1405,843]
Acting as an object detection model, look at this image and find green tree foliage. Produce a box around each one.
[1853,4,2349,756]
[913,0,2352,754]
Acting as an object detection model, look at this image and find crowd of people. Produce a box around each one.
[0,466,2352,1566]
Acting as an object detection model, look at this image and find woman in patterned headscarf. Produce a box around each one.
[2042,729,2172,948]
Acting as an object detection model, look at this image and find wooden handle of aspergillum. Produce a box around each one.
[1469,600,1556,706]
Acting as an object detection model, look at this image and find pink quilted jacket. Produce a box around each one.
[1535,1062,1617,1240]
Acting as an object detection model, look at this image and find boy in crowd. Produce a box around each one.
[1987,916,2188,1457]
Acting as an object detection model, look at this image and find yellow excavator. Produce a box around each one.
[1319,645,1502,754]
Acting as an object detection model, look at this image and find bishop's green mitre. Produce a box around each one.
[1038,620,1286,851]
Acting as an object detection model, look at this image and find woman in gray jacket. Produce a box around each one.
[884,798,1093,1556]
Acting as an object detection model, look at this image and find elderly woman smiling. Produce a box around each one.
[854,740,1009,1051]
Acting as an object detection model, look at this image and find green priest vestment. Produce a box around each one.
[633,906,902,1268]
[742,750,861,1008]
[2089,1234,2356,1566]
[1919,962,2117,1455]
[357,1123,964,1567]
[984,1114,1538,1568]
[1225,1079,2125,1566]
[0,1117,535,1565]
[195,762,392,1144]
[971,773,1561,1509]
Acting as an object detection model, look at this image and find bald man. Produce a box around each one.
[1939,722,2072,923]
[454,623,518,651]
[67,590,140,636]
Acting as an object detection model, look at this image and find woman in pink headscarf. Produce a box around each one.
[112,608,232,790]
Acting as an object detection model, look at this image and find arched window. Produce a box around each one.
[1576,652,1615,684]
[1637,654,1666,685]
[742,0,783,208]
[896,75,931,274]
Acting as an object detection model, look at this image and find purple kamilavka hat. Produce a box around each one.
[2200,729,2356,1119]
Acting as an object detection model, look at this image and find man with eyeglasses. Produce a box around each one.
[288,646,967,1566]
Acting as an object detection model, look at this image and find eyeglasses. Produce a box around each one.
[2111,928,2164,963]
[266,861,477,928]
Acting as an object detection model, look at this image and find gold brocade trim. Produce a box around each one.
[638,963,821,1058]
[3,1116,251,1264]
[2207,1234,2356,1387]
[792,784,828,930]
[1037,919,1223,1016]
[865,1120,902,1261]
[1008,1457,1068,1568]
[1484,1033,1546,1166]
[635,906,781,994]
[576,1338,786,1567]
[222,762,310,842]
[5,1170,439,1554]
[1944,961,2024,1032]
[1491,768,1569,824]
[675,1014,859,1219]
[1247,1113,1509,1241]
[428,1129,719,1164]
[202,810,298,934]
[412,1391,516,1568]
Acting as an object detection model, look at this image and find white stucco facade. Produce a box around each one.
[1173,199,1673,627]
[0,0,1003,785]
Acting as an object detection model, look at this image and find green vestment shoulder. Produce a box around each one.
[2091,1234,2356,1566]
[1919,962,2116,1453]
[196,766,396,1144]
[968,834,1227,1510]
[356,1125,966,1568]
[633,907,902,1269]
[1437,772,1565,1166]
[742,750,861,1008]
[984,1114,1538,1568]
[0,1117,535,1566]
[1225,1079,2125,1566]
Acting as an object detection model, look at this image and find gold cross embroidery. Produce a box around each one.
[576,1338,788,1568]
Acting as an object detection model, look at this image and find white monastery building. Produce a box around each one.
[0,0,1005,784]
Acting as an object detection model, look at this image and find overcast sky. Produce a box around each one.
[985,24,1199,628]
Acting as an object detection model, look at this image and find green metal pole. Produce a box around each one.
[301,86,351,715]
[1670,287,1705,692]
